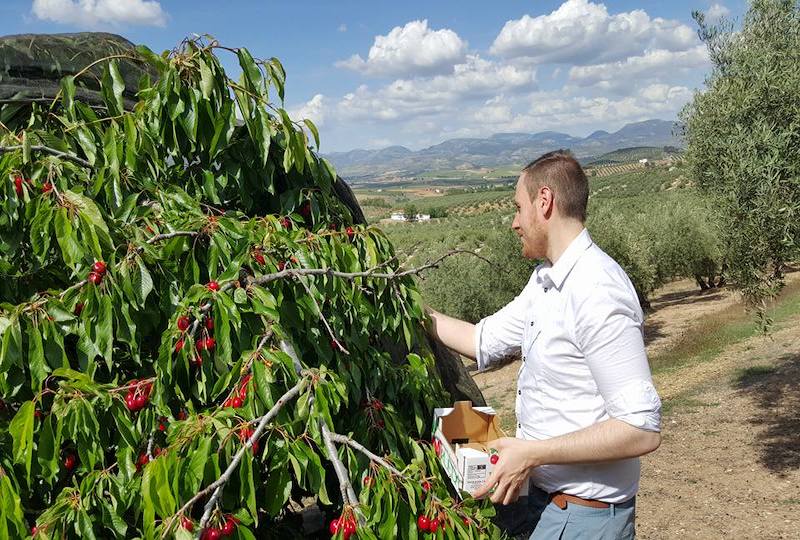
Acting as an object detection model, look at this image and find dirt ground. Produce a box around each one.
[470,275,800,540]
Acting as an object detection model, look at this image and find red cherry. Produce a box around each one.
[14,176,23,197]
[31,525,38,535]
[207,281,220,292]
[221,518,236,536]
[134,395,147,410]
[181,516,194,532]
[63,453,77,471]
[88,272,103,285]
[192,355,203,367]
[281,217,292,229]
[254,252,266,265]
[372,399,384,411]
[92,261,107,274]
[462,516,471,526]
[346,226,355,239]
[206,528,222,540]
[175,339,185,353]
[34,409,43,419]
[195,338,206,351]
[125,393,136,411]
[429,519,439,533]
[204,337,216,351]
[422,481,431,492]
[490,454,499,465]
[330,340,338,351]
[363,476,374,488]
[177,316,190,331]
[158,422,166,432]
[177,410,187,420]
[204,318,214,331]
[417,515,430,531]
[41,182,53,194]
[375,419,385,429]
[277,261,286,271]
[328,518,341,535]
[343,519,356,539]
[73,302,85,316]
[231,396,243,408]
[299,201,311,217]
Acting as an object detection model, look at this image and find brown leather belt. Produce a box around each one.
[549,491,610,509]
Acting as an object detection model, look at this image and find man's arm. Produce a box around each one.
[472,419,661,504]
[425,308,477,360]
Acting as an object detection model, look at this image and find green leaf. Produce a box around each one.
[303,118,320,149]
[199,58,214,99]
[27,322,47,390]
[133,257,154,306]
[94,294,113,366]
[263,467,291,516]
[9,401,35,479]
[54,208,82,269]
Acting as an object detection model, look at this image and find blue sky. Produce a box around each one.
[4,1,746,151]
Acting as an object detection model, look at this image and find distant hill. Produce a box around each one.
[325,119,682,178]
[586,146,680,166]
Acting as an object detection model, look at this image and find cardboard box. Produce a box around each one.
[432,401,528,497]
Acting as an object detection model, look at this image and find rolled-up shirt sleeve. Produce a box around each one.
[573,278,662,432]
[474,279,533,371]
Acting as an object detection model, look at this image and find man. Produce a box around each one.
[426,150,662,539]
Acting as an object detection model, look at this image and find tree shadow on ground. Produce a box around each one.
[649,288,726,310]
[643,318,667,346]
[734,352,800,476]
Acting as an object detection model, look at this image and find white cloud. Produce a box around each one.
[335,55,535,122]
[706,3,730,23]
[490,0,697,65]
[32,0,167,27]
[289,94,326,127]
[568,46,709,87]
[336,19,467,77]
[338,23,347,32]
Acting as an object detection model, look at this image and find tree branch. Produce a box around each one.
[0,145,92,168]
[162,376,307,538]
[320,420,361,521]
[250,249,491,287]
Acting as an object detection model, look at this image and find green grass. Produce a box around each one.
[651,279,800,376]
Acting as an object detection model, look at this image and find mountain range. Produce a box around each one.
[324,119,683,178]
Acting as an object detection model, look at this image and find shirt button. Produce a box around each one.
[530,321,534,327]
[518,390,521,395]
[544,287,548,292]
[522,356,526,362]
[517,423,521,428]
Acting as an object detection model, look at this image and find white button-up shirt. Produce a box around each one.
[474,228,661,503]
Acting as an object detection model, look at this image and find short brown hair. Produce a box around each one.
[522,150,588,222]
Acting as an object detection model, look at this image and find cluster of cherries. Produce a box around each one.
[135,447,162,472]
[13,175,53,198]
[224,374,252,409]
[124,379,153,412]
[87,260,107,286]
[195,515,238,539]
[237,425,259,454]
[328,514,357,539]
[361,397,385,430]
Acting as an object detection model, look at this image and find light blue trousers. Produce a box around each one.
[492,483,636,539]
[530,496,636,540]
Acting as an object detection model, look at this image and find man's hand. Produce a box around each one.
[472,437,538,505]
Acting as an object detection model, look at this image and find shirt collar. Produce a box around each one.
[538,228,593,290]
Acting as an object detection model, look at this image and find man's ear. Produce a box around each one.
[540,185,554,217]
